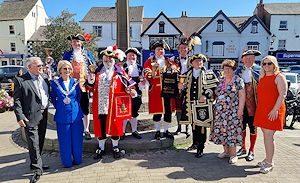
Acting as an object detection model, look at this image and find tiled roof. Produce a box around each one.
[229,16,251,30]
[142,17,211,36]
[0,0,38,21]
[264,3,300,14]
[80,6,144,22]
[28,25,47,41]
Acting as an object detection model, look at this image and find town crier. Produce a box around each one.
[62,33,96,140]
[144,40,179,140]
[86,45,137,160]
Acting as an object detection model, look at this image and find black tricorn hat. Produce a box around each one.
[125,47,141,56]
[67,34,86,41]
[241,50,261,58]
[149,40,170,51]
[189,54,208,64]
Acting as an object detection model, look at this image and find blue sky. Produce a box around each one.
[1,0,300,21]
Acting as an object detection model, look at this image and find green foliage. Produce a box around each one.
[33,9,99,63]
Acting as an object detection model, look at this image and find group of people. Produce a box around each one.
[13,34,287,182]
[209,50,287,174]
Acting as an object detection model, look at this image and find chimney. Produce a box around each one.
[256,0,264,21]
[181,11,187,17]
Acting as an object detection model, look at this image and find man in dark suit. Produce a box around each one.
[13,57,50,183]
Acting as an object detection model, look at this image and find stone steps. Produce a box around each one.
[22,96,192,153]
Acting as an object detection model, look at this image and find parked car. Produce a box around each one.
[286,65,300,74]
[285,72,300,96]
[0,65,27,96]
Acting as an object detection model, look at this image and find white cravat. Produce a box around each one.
[73,49,84,62]
[242,67,252,83]
[126,60,139,77]
[193,68,201,78]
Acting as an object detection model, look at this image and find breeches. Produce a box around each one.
[153,97,172,123]
[242,108,257,134]
[98,114,120,140]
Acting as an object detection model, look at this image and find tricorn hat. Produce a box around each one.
[189,54,208,64]
[149,40,170,51]
[241,50,261,58]
[67,34,86,41]
[100,45,126,62]
[177,35,201,51]
[125,47,141,56]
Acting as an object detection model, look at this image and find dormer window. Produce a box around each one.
[217,19,224,32]
[159,21,165,33]
[251,21,258,33]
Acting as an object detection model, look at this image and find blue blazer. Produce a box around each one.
[51,77,83,124]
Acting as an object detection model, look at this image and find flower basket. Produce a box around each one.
[0,89,14,113]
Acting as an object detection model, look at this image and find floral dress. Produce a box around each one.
[210,75,244,146]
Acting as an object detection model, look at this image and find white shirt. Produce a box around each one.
[180,57,188,74]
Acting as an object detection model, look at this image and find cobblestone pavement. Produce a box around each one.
[1,111,300,183]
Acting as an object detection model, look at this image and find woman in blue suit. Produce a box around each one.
[51,60,83,167]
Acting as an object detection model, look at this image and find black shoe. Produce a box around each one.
[120,133,125,140]
[195,149,204,158]
[84,132,92,140]
[30,172,41,183]
[163,130,174,139]
[132,131,142,139]
[186,144,197,151]
[245,151,254,161]
[93,148,105,160]
[174,127,181,135]
[154,131,161,140]
[113,146,124,159]
[30,164,49,171]
[236,148,247,156]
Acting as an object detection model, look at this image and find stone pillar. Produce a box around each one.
[116,0,129,51]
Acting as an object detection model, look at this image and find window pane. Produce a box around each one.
[92,26,102,37]
[213,45,223,56]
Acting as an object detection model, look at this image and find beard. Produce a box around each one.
[103,60,115,70]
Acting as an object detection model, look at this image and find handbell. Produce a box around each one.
[89,65,98,73]
[179,75,187,84]
[45,48,53,57]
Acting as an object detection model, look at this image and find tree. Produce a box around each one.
[33,9,99,63]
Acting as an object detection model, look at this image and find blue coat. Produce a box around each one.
[51,77,83,124]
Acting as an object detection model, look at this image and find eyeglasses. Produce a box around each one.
[63,68,72,71]
[262,62,273,66]
[33,64,44,68]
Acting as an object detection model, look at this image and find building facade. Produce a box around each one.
[0,0,48,66]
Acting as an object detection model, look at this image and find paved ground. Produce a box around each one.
[1,111,300,183]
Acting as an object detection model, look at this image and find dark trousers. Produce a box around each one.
[153,97,172,123]
[192,125,207,151]
[24,109,48,174]
[242,108,257,134]
[80,91,89,115]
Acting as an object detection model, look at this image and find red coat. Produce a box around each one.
[143,57,178,114]
[86,65,135,137]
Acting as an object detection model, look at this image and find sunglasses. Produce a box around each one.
[262,62,273,66]
[63,67,72,71]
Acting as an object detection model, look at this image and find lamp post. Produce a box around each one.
[270,34,276,46]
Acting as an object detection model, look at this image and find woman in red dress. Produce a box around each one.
[254,55,287,174]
